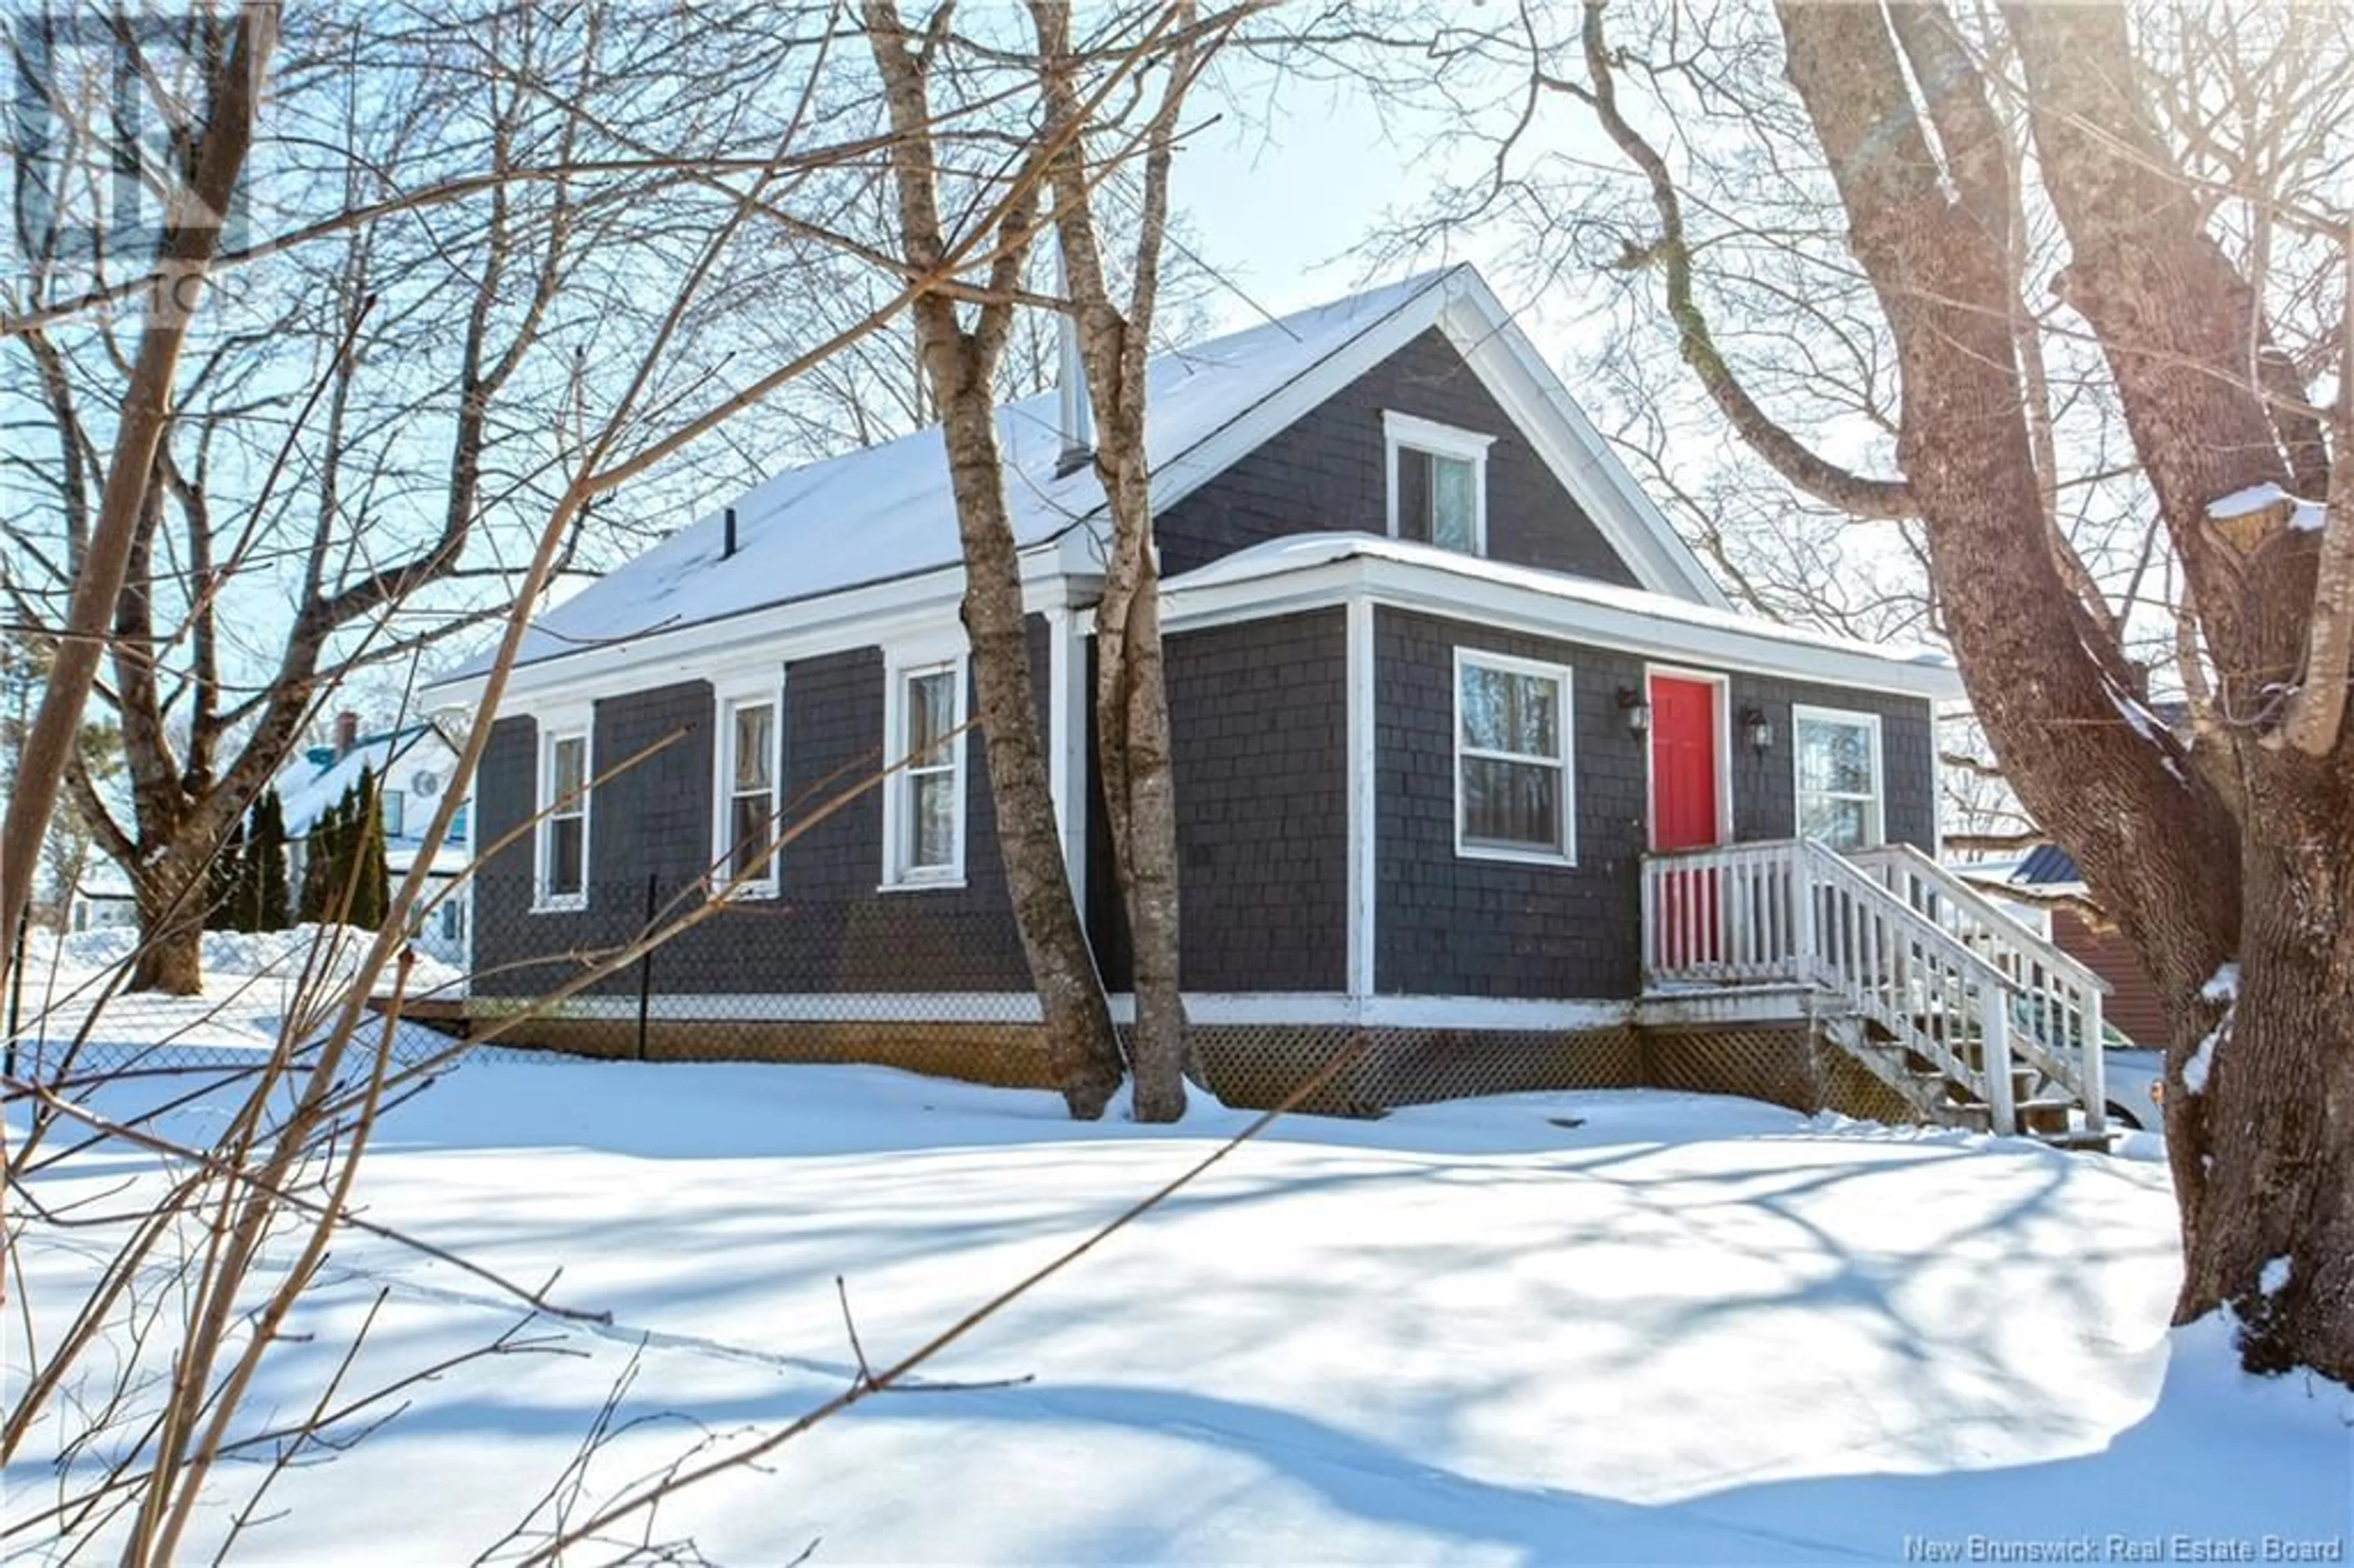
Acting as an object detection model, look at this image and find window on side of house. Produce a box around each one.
[380,788,406,837]
[538,728,589,909]
[1794,706,1885,850]
[887,657,965,886]
[1454,650,1575,863]
[1385,411,1494,557]
[717,688,781,894]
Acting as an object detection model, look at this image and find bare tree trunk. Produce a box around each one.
[943,362,1126,1120]
[1766,0,2353,1379]
[1029,0,1201,1121]
[0,5,275,1002]
[864,0,1124,1119]
[129,856,207,996]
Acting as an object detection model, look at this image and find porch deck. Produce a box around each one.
[1640,838,2112,1143]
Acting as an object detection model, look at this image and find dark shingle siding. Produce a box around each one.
[470,617,1056,998]
[1155,328,1640,587]
[1374,610,1648,999]
[1722,675,1938,852]
[1372,609,1941,1000]
[1167,609,1349,991]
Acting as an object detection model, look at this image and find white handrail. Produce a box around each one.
[1640,837,2122,1139]
[1848,843,2109,996]
[1848,842,2107,1133]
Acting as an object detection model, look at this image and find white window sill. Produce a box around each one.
[878,875,966,894]
[531,896,588,915]
[1457,843,1579,870]
[715,882,780,902]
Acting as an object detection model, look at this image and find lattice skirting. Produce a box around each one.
[1642,1024,1922,1126]
[1191,1026,1646,1117]
[471,1016,1061,1090]
[465,1012,1921,1124]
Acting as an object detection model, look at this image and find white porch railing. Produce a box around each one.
[1848,842,2109,1135]
[1640,838,2108,1138]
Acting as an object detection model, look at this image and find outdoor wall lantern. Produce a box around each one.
[1617,686,1651,735]
[1743,706,1775,754]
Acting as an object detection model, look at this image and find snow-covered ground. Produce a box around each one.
[10,1063,2349,1564]
[7,924,467,1068]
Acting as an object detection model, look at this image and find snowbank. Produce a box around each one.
[8,922,467,1068]
[23,921,465,994]
[12,1064,2347,1564]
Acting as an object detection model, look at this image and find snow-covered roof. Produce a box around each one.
[452,271,1457,679]
[75,861,135,900]
[437,265,1735,694]
[1160,532,1963,695]
[2208,482,2326,533]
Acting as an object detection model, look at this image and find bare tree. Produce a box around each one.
[1374,0,2353,1377]
[1028,0,1228,1120]
[0,1,276,1003]
[859,0,1140,1119]
[3,13,1034,1551]
[2,3,928,993]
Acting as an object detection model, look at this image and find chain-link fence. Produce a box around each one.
[5,881,1931,1123]
[457,875,1057,1084]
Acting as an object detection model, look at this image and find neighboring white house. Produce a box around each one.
[68,860,139,934]
[277,714,474,964]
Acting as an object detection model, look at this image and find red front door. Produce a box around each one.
[1649,676,1721,850]
[1650,676,1723,967]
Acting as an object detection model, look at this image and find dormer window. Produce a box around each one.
[1384,411,1494,556]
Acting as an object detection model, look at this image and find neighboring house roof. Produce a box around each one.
[2011,842,2084,888]
[1952,840,2087,900]
[274,721,473,877]
[75,861,135,900]
[1160,533,1964,698]
[278,724,445,837]
[433,265,1729,696]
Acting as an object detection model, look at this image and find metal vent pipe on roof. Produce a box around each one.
[1056,239,1094,474]
[723,506,737,560]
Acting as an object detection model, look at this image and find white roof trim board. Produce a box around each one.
[1159,533,1964,700]
[435,265,1727,698]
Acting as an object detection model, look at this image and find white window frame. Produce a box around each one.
[712,672,785,899]
[1384,409,1495,556]
[1452,647,1577,867]
[534,712,592,912]
[1792,704,1887,850]
[881,645,969,890]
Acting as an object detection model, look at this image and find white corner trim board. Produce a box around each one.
[1346,597,1378,997]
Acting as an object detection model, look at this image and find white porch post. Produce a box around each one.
[1978,984,2017,1136]
[2081,988,2108,1136]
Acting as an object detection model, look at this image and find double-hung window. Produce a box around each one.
[1454,650,1575,863]
[1385,411,1493,556]
[886,655,966,886]
[1794,706,1884,850]
[537,726,590,909]
[716,683,782,895]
